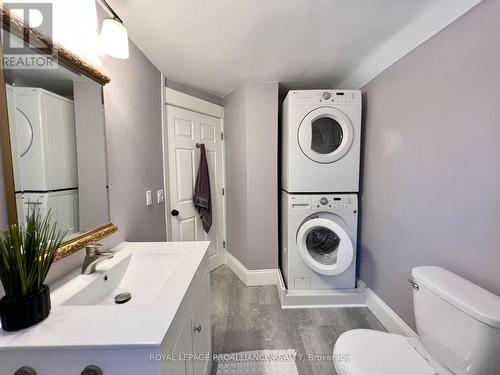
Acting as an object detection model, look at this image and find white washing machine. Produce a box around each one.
[281,90,362,193]
[281,191,357,290]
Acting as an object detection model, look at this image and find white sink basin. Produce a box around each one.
[0,241,210,350]
[62,252,185,306]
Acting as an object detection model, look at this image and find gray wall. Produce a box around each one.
[99,36,166,246]
[0,4,167,286]
[165,79,223,106]
[47,15,167,284]
[244,83,279,269]
[224,82,279,270]
[224,85,249,266]
[359,0,500,329]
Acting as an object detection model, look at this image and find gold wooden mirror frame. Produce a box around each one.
[0,6,117,261]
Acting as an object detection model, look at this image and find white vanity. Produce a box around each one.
[0,241,212,375]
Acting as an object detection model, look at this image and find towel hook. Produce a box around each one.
[196,143,203,148]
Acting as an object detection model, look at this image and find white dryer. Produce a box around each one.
[280,191,357,290]
[281,90,361,193]
[14,87,78,191]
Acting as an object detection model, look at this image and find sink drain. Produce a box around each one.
[114,292,132,304]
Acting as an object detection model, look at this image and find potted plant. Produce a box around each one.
[0,209,66,331]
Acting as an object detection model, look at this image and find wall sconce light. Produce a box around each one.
[100,1,129,59]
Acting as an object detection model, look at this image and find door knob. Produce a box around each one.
[81,365,103,375]
[14,367,36,375]
[171,209,179,216]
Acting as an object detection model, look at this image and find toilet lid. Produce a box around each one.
[333,329,438,375]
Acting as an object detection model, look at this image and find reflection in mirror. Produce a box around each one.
[2,31,110,241]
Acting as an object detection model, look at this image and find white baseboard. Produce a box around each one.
[365,287,417,337]
[209,251,225,271]
[224,251,278,286]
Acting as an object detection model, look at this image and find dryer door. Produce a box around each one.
[298,107,354,164]
[15,108,34,157]
[296,217,354,276]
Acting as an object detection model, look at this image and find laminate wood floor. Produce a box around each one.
[210,266,386,375]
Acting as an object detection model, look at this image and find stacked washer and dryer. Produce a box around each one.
[280,90,361,291]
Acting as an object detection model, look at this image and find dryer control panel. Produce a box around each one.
[287,89,361,106]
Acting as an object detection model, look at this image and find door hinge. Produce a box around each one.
[221,132,224,141]
[223,241,226,248]
[222,188,225,196]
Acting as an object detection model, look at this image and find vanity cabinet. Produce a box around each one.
[191,282,211,375]
[0,244,212,375]
[160,273,212,375]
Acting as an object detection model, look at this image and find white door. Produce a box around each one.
[166,105,224,269]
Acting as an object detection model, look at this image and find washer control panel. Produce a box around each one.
[288,194,357,210]
[312,195,356,209]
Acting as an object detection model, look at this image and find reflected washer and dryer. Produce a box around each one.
[281,90,361,193]
[280,192,357,290]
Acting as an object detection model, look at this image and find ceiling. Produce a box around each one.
[109,0,480,97]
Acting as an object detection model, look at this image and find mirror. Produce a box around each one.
[0,12,116,259]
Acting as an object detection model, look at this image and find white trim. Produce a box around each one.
[220,117,228,270]
[224,251,278,287]
[337,0,482,88]
[209,251,224,270]
[165,87,224,118]
[365,287,417,337]
[160,73,171,241]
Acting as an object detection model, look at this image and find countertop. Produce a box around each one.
[0,241,210,350]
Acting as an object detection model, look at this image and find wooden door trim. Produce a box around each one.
[0,44,17,224]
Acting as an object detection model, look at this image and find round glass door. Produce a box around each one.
[311,117,343,154]
[298,107,354,164]
[306,226,340,265]
[296,217,353,276]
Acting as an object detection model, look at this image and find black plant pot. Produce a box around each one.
[0,285,51,331]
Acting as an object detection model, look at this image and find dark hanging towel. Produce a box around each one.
[193,144,212,233]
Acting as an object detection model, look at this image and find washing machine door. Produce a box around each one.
[298,107,354,164]
[296,216,354,276]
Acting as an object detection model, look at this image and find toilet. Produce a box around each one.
[333,266,500,375]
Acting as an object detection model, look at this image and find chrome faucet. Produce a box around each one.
[81,244,114,275]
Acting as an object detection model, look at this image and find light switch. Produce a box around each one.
[157,189,165,204]
[146,190,152,206]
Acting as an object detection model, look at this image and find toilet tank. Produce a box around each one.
[412,267,500,375]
